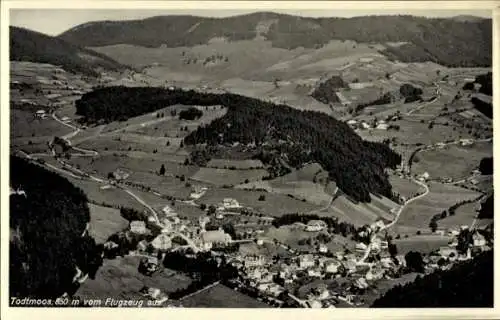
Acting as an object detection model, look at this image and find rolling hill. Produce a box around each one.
[75,86,401,203]
[10,26,127,77]
[58,12,492,67]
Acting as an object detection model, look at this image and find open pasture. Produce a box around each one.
[397,182,480,229]
[88,204,129,244]
[191,167,268,186]
[198,188,320,216]
[180,283,269,308]
[412,141,492,180]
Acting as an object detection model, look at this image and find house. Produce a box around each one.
[325,260,342,274]
[371,220,385,231]
[308,268,323,278]
[198,216,210,229]
[419,172,430,182]
[305,220,327,232]
[472,232,486,247]
[151,234,172,251]
[380,257,394,269]
[298,255,316,269]
[342,260,357,273]
[347,119,358,126]
[162,205,177,217]
[448,238,459,248]
[111,169,130,181]
[61,116,71,122]
[244,255,267,268]
[355,243,368,252]
[448,228,460,237]
[318,244,328,253]
[130,221,147,234]
[35,110,47,119]
[361,122,371,130]
[376,123,389,130]
[137,240,148,251]
[201,230,232,249]
[354,277,369,289]
[219,198,240,210]
[365,267,385,281]
[439,247,458,260]
[308,300,323,308]
[161,220,173,233]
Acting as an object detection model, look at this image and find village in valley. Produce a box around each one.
[8,9,494,309]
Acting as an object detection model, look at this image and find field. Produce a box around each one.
[324,194,398,226]
[88,204,129,244]
[198,188,320,216]
[389,174,424,199]
[437,202,479,230]
[397,182,480,229]
[412,142,492,180]
[392,235,451,255]
[180,283,269,308]
[11,109,73,142]
[191,167,268,186]
[65,176,147,212]
[76,255,192,303]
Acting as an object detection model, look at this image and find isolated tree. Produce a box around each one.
[429,220,438,233]
[207,205,217,216]
[405,251,425,273]
[200,203,207,211]
[388,241,398,258]
[258,195,266,201]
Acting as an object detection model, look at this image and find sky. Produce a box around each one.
[10,8,492,36]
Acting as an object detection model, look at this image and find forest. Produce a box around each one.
[60,13,492,67]
[371,250,493,307]
[9,156,103,300]
[478,193,493,219]
[471,96,492,119]
[475,72,493,96]
[76,86,401,202]
[479,157,493,175]
[10,26,126,77]
[310,75,346,104]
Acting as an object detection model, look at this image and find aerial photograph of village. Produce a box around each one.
[6,5,494,310]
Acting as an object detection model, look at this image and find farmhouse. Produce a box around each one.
[419,172,430,182]
[151,234,172,251]
[376,123,389,130]
[35,109,47,119]
[130,221,147,234]
[335,92,351,106]
[111,169,130,181]
[244,255,267,268]
[61,116,71,122]
[324,260,342,274]
[219,198,241,210]
[305,220,327,232]
[355,243,368,252]
[162,205,177,216]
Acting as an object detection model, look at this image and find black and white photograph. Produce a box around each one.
[2,1,497,316]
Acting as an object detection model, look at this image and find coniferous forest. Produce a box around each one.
[76,86,401,202]
[10,156,103,300]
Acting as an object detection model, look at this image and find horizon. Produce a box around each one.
[10,9,492,37]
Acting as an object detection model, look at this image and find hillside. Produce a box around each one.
[10,26,127,77]
[10,156,103,299]
[75,86,401,202]
[59,12,492,67]
[371,250,493,307]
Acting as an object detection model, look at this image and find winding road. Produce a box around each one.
[20,113,203,253]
